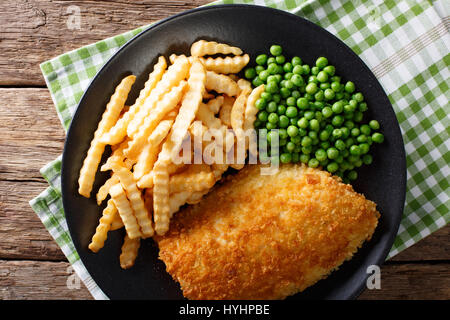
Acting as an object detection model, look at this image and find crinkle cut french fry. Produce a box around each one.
[205,71,240,97]
[206,95,224,114]
[110,162,154,238]
[199,54,249,74]
[152,161,171,235]
[78,75,136,197]
[120,234,141,269]
[163,59,206,162]
[219,95,234,127]
[127,56,190,138]
[190,40,243,57]
[169,164,215,194]
[100,138,129,172]
[244,84,264,131]
[96,174,119,205]
[109,183,142,239]
[133,119,174,180]
[137,162,185,189]
[110,209,124,231]
[231,79,252,145]
[196,102,234,152]
[100,57,167,145]
[244,84,265,156]
[88,199,117,253]
[124,81,186,160]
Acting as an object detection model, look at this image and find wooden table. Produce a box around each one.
[0,0,448,300]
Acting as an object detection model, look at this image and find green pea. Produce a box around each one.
[261,92,272,101]
[327,162,339,173]
[316,56,328,69]
[291,90,301,99]
[317,71,329,83]
[353,111,364,122]
[297,97,309,109]
[292,65,303,75]
[323,65,336,76]
[258,110,269,122]
[305,82,318,95]
[353,92,364,102]
[320,141,330,150]
[290,117,299,125]
[332,128,343,139]
[266,122,276,130]
[283,62,293,73]
[347,170,358,180]
[314,149,326,162]
[302,64,311,75]
[272,93,281,103]
[344,120,355,129]
[277,105,286,115]
[291,56,302,66]
[320,82,331,90]
[372,132,384,143]
[359,102,368,112]
[268,113,279,124]
[259,70,270,81]
[291,74,304,87]
[360,124,371,136]
[332,115,345,127]
[300,154,310,163]
[266,101,277,113]
[287,125,299,137]
[301,136,313,147]
[344,81,355,93]
[265,81,279,94]
[280,87,291,98]
[311,66,320,75]
[267,63,279,74]
[284,80,294,89]
[315,90,325,101]
[284,72,293,80]
[255,65,265,74]
[344,103,356,113]
[285,106,298,118]
[369,120,380,130]
[331,75,341,83]
[331,81,341,92]
[327,147,339,160]
[255,98,267,110]
[244,67,256,79]
[324,88,335,100]
[274,55,284,65]
[298,117,309,129]
[304,111,314,121]
[291,152,300,163]
[319,130,330,141]
[332,101,344,114]
[350,145,361,156]
[362,154,373,165]
[321,106,332,118]
[308,158,319,168]
[309,119,320,132]
[270,45,283,56]
[252,77,264,87]
[286,141,296,152]
[359,143,370,155]
[335,139,346,151]
[256,54,268,65]
[279,115,290,128]
[267,57,276,65]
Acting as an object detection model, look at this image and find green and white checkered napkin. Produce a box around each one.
[30,0,449,299]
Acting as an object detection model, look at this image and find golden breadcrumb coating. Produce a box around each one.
[156,164,380,300]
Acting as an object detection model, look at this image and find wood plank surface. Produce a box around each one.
[1,259,448,300]
[0,0,209,86]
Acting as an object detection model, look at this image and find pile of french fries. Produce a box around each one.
[77,40,263,269]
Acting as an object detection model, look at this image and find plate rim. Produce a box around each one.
[61,3,406,300]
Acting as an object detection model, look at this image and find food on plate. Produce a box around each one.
[79,40,254,268]
[156,163,380,299]
[244,45,384,183]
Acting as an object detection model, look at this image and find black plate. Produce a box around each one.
[62,4,406,300]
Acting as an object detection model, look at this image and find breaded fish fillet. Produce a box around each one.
[156,164,380,300]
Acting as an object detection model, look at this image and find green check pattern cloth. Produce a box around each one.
[30,0,449,299]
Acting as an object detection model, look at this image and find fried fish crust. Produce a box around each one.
[156,164,380,300]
